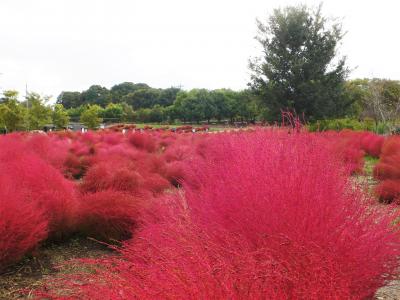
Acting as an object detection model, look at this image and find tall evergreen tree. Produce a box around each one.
[250,4,350,120]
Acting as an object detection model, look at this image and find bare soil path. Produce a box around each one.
[0,237,113,299]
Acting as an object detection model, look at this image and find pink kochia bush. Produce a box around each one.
[0,176,48,270]
[77,190,143,241]
[374,136,400,203]
[0,139,79,240]
[38,130,400,299]
[322,130,365,174]
[1,155,79,238]
[360,131,385,158]
[0,136,77,269]
[0,130,197,269]
[322,130,384,175]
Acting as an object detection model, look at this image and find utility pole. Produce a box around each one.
[26,83,29,131]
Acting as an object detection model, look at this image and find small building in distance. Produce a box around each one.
[42,124,56,132]
[67,122,88,132]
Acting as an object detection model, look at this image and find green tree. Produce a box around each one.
[24,93,52,130]
[148,105,165,123]
[120,102,135,122]
[236,90,259,122]
[136,108,152,123]
[52,104,70,129]
[0,105,6,130]
[174,89,215,123]
[110,82,150,102]
[157,87,181,107]
[0,95,27,132]
[81,85,111,107]
[67,106,85,122]
[250,4,349,121]
[102,103,124,123]
[57,91,81,109]
[174,91,200,122]
[211,89,239,122]
[80,105,103,129]
[164,105,179,123]
[122,88,162,109]
[342,79,370,118]
[1,90,19,103]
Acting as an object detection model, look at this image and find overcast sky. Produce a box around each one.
[0,0,399,101]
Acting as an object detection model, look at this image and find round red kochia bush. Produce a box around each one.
[374,161,400,181]
[24,134,70,171]
[360,132,385,158]
[375,180,400,204]
[324,130,365,174]
[35,130,400,299]
[142,173,171,194]
[0,177,48,270]
[161,161,186,186]
[77,190,143,242]
[93,143,138,164]
[374,137,400,181]
[64,153,87,179]
[101,132,124,145]
[0,153,79,240]
[81,153,173,196]
[380,136,400,158]
[162,144,193,162]
[80,160,144,194]
[70,140,92,157]
[373,136,400,203]
[127,132,157,152]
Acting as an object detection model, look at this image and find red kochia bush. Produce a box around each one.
[374,137,400,180]
[0,176,48,270]
[38,130,400,299]
[375,180,400,203]
[374,161,400,181]
[81,147,174,196]
[142,173,171,194]
[0,151,78,240]
[127,132,157,152]
[360,132,385,158]
[322,130,384,174]
[324,130,365,174]
[77,190,143,241]
[161,161,186,186]
[81,160,144,194]
[374,136,400,202]
[24,134,70,171]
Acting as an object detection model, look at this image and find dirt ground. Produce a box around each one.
[0,237,113,299]
[2,234,400,299]
[376,281,400,299]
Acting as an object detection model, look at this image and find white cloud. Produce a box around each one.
[0,0,399,100]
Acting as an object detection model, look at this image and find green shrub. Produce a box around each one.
[307,118,389,133]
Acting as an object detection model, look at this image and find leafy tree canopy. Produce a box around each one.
[250,4,350,121]
[80,104,104,129]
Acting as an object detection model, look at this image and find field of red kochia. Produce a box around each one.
[1,127,399,299]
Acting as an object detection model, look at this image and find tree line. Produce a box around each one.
[1,77,399,132]
[0,84,264,131]
[57,83,263,127]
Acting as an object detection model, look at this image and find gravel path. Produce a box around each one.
[376,281,400,299]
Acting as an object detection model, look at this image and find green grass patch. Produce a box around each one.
[364,155,379,176]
